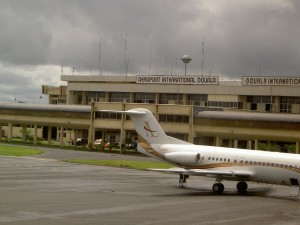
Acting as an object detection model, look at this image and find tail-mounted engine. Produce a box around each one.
[164,152,201,165]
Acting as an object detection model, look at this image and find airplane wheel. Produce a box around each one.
[212,183,224,194]
[236,181,248,193]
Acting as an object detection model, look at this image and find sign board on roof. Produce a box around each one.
[243,76,300,86]
[136,75,219,85]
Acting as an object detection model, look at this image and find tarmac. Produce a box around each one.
[1,145,300,225]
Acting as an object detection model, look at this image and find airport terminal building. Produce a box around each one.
[1,74,300,152]
[39,75,300,152]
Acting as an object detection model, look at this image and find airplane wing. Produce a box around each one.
[148,168,253,178]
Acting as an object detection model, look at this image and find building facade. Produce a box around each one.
[40,75,300,152]
[43,75,300,114]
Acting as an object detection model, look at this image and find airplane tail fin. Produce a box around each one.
[126,108,168,145]
[100,108,189,145]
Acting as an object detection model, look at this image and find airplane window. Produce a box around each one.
[216,158,219,161]
[250,161,253,165]
[224,158,226,162]
[212,157,215,160]
[234,159,237,163]
[228,159,230,162]
[208,157,211,160]
[240,160,243,163]
[220,158,222,161]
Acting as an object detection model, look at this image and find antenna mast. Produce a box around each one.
[201,41,205,76]
[124,32,128,75]
[98,38,102,76]
[149,42,152,75]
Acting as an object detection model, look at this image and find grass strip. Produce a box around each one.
[0,145,44,156]
[64,159,173,170]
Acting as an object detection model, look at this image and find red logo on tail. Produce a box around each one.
[144,121,159,137]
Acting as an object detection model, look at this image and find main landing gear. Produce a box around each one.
[178,174,248,194]
[236,181,248,193]
[212,183,224,194]
[212,181,248,194]
[212,176,225,194]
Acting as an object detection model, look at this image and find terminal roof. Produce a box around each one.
[197,111,300,123]
[0,103,90,113]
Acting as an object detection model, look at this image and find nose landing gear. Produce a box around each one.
[179,174,189,187]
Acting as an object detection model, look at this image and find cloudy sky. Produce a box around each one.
[0,0,300,103]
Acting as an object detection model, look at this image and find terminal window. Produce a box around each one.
[134,93,155,103]
[159,114,189,123]
[159,93,183,104]
[109,92,130,103]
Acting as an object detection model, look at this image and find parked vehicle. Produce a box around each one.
[94,139,103,147]
[76,138,88,146]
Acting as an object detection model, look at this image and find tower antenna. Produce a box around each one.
[124,32,128,75]
[98,37,102,76]
[201,41,205,76]
[149,42,152,75]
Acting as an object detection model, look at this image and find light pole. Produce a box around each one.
[181,55,192,76]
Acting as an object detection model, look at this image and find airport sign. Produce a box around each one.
[136,75,219,85]
[243,76,300,86]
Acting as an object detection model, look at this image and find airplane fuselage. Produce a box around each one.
[145,144,300,187]
[101,108,300,195]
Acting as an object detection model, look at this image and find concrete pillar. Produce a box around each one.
[22,125,27,142]
[82,92,87,105]
[247,140,252,150]
[155,93,159,104]
[88,102,95,146]
[8,123,13,140]
[296,142,299,154]
[254,139,258,150]
[47,126,52,144]
[33,125,38,145]
[120,103,126,152]
[228,140,233,148]
[74,129,79,146]
[219,138,223,147]
[182,94,187,105]
[105,92,109,102]
[266,141,271,151]
[215,136,220,147]
[188,105,194,144]
[233,140,238,148]
[59,127,64,147]
[129,93,134,103]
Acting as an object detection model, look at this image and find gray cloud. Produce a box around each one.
[0,69,43,103]
[0,0,300,102]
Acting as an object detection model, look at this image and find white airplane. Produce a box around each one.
[101,108,300,196]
